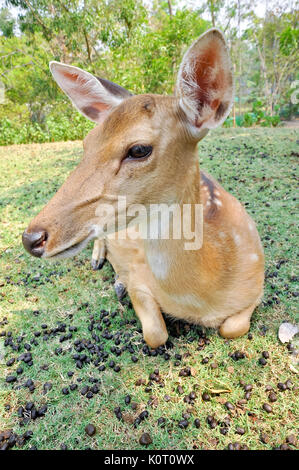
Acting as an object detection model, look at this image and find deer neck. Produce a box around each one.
[143,153,204,288]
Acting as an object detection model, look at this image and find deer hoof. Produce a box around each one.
[114,282,127,300]
[219,315,250,339]
[91,257,106,270]
[144,330,168,349]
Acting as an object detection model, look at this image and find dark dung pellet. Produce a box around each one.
[139,433,152,446]
[85,424,96,437]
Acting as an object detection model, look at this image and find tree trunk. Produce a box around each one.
[167,0,173,18]
[83,30,92,63]
[238,0,241,117]
[208,0,216,27]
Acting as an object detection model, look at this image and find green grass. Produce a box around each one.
[0,128,298,450]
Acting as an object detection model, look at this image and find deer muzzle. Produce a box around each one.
[22,229,48,258]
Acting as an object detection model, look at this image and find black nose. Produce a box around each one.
[22,230,48,257]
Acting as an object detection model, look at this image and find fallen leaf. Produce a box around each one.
[190,367,197,377]
[278,322,299,343]
[289,364,298,374]
[227,366,234,373]
[208,388,231,394]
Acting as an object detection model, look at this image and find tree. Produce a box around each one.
[246,6,299,115]
[0,8,15,37]
[1,0,298,140]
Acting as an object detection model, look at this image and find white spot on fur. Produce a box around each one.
[214,190,220,196]
[214,198,222,207]
[233,231,241,245]
[248,222,255,231]
[249,253,259,262]
[219,231,226,238]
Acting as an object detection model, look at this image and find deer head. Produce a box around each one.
[22,28,233,259]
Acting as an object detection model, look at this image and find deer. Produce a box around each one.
[22,29,264,349]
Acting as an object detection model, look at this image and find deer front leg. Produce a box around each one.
[114,275,127,301]
[128,286,168,349]
[91,239,106,270]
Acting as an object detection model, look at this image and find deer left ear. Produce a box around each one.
[49,61,132,123]
[176,28,234,137]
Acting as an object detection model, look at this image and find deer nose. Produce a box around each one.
[22,230,48,257]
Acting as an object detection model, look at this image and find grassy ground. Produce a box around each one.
[0,128,298,450]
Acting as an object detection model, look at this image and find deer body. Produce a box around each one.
[89,167,264,347]
[22,29,264,348]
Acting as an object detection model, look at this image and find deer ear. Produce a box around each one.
[176,28,234,136]
[49,61,132,123]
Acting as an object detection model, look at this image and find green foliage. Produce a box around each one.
[279,25,299,56]
[0,7,15,37]
[244,8,298,117]
[0,1,210,145]
[0,113,94,145]
[223,116,234,128]
[223,101,281,129]
[0,1,297,145]
[251,101,281,127]
[125,8,208,94]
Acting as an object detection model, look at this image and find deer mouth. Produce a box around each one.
[44,230,96,260]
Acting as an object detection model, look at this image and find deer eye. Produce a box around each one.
[126,145,152,160]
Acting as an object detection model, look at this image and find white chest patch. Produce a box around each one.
[146,248,169,280]
[171,293,202,309]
